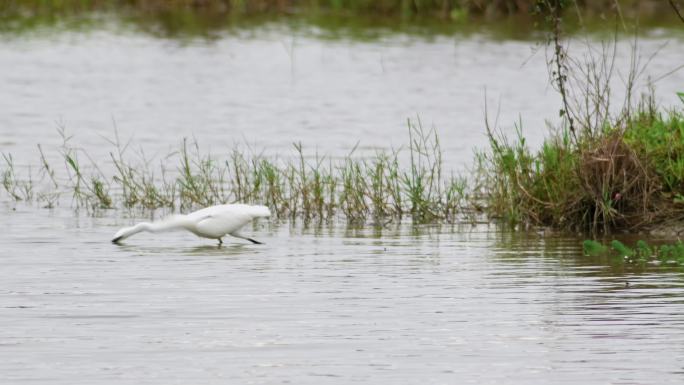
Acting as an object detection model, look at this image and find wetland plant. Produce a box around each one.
[0,119,482,224]
[583,239,684,266]
[478,0,684,234]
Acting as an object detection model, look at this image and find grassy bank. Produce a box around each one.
[483,98,684,233]
[477,0,684,234]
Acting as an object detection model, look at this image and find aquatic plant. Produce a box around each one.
[582,239,608,256]
[610,240,634,257]
[582,239,684,266]
[1,152,32,202]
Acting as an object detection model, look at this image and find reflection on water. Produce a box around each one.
[1,206,683,384]
[114,243,254,257]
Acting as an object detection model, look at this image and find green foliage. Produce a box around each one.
[635,239,652,257]
[482,121,588,229]
[1,152,33,201]
[624,110,684,192]
[610,240,634,257]
[583,239,608,256]
[582,239,684,266]
[658,242,684,264]
[484,100,684,233]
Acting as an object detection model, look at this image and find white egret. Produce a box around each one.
[111,204,270,245]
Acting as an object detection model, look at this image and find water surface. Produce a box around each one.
[1,206,684,384]
[1,25,683,171]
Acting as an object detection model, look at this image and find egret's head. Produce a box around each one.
[112,228,126,243]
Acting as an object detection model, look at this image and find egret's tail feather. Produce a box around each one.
[249,205,271,218]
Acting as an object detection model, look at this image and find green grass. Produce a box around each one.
[480,81,684,233]
[583,239,684,267]
[2,152,31,202]
[624,109,684,192]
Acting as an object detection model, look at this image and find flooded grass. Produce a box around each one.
[583,238,684,267]
[0,118,479,224]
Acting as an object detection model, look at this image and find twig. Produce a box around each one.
[669,0,684,24]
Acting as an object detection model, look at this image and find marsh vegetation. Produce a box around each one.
[1,120,480,224]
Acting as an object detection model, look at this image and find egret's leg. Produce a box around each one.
[231,232,264,245]
[218,237,223,245]
[245,237,263,245]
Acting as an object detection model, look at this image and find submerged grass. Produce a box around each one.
[583,239,684,267]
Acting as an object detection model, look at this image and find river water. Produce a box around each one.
[1,19,684,385]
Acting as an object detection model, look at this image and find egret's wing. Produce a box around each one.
[195,212,252,238]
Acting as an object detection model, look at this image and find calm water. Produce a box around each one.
[1,26,683,169]
[2,20,684,384]
[1,206,684,384]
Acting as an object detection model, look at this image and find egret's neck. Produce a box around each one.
[113,222,152,241]
[146,215,194,233]
[137,222,155,233]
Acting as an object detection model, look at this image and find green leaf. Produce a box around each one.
[66,155,79,174]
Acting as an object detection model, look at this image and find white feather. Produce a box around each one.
[112,204,270,244]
